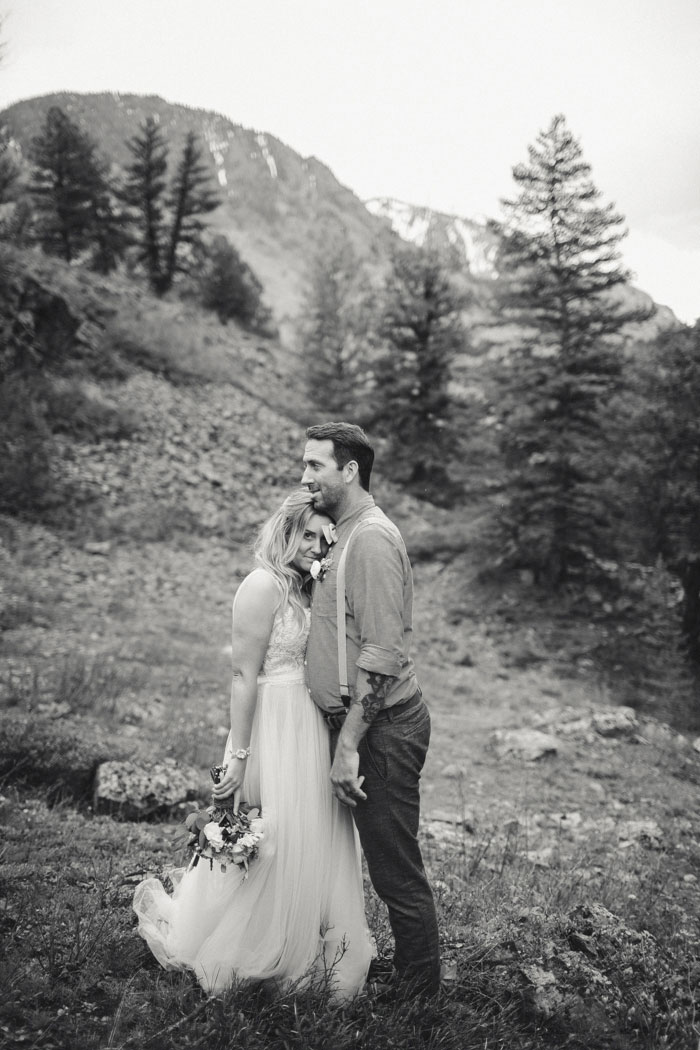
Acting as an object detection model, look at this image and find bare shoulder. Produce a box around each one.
[233,568,282,620]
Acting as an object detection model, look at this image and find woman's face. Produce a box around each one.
[291,512,331,574]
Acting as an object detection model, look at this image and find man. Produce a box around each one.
[301,421,441,998]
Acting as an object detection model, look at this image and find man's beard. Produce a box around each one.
[311,487,340,517]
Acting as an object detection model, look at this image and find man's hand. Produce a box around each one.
[330,743,367,808]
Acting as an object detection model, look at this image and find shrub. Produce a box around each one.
[198,235,273,333]
[0,375,54,513]
[0,714,114,801]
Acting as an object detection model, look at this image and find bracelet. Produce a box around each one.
[232,747,251,760]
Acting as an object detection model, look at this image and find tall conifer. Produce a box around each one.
[300,237,374,417]
[120,117,168,291]
[490,114,652,585]
[161,131,219,293]
[30,107,117,265]
[371,243,465,498]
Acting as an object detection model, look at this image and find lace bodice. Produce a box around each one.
[260,601,310,677]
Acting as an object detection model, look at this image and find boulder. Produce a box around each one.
[490,728,558,762]
[591,707,639,738]
[93,758,200,820]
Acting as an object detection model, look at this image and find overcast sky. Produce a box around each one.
[3,0,699,322]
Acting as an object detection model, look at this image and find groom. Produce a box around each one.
[301,421,441,998]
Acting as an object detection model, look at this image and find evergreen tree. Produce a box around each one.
[198,234,270,330]
[29,106,118,265]
[490,114,653,585]
[0,124,19,206]
[160,132,219,293]
[638,323,700,661]
[120,117,168,291]
[370,242,465,498]
[300,237,375,417]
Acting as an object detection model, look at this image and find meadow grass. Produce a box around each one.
[0,763,698,1050]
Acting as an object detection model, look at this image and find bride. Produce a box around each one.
[133,490,373,999]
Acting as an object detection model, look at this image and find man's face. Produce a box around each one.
[301,439,346,515]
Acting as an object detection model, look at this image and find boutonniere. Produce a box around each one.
[322,523,338,546]
[310,553,334,581]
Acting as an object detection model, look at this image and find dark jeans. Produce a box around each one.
[349,694,441,993]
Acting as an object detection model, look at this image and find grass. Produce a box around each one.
[1,519,699,1047]
[0,779,697,1050]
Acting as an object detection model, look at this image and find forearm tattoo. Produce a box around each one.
[356,671,396,724]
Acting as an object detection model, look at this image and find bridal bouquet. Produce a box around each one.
[184,766,264,876]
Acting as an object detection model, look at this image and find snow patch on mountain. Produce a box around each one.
[256,133,278,179]
[365,197,497,278]
[203,121,229,187]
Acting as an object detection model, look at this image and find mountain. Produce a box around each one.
[1,92,680,344]
[365,196,680,343]
[365,197,498,278]
[0,92,396,332]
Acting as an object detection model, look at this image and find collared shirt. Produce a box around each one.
[306,494,418,713]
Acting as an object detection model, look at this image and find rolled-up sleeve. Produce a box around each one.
[347,527,406,677]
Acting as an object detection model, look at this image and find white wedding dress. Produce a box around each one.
[133,577,373,999]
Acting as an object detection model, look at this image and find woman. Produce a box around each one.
[133,490,373,999]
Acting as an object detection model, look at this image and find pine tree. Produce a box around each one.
[300,237,375,417]
[370,242,465,498]
[0,124,19,206]
[121,122,219,294]
[120,117,168,291]
[29,106,118,265]
[490,114,653,586]
[159,132,219,293]
[637,323,700,661]
[198,234,270,330]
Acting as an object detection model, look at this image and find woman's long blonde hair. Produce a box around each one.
[254,489,321,627]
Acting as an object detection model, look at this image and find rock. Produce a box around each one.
[198,460,223,485]
[490,728,558,762]
[591,707,639,738]
[441,763,468,779]
[616,819,664,850]
[93,758,200,820]
[84,541,111,556]
[519,963,569,1019]
[429,807,476,832]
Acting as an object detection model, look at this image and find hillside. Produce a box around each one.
[1,247,700,1048]
[1,91,397,330]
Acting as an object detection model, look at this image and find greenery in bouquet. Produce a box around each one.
[184,765,264,875]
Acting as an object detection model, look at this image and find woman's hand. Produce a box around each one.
[211,759,245,804]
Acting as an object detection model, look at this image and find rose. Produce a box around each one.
[249,818,264,838]
[202,821,225,849]
[310,560,322,579]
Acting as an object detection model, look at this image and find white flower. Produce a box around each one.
[249,818,265,838]
[202,821,225,849]
[322,523,338,546]
[310,560,322,579]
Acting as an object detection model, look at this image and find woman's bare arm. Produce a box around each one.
[211,570,280,802]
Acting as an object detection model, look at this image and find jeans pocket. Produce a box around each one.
[360,726,388,782]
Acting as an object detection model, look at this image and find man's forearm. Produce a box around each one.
[338,669,396,749]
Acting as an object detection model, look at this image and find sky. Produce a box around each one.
[2,0,699,322]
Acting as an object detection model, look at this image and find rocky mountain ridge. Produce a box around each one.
[2,92,681,341]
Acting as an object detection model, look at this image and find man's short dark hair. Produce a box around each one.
[306,422,374,491]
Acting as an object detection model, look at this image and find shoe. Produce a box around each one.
[367,956,395,981]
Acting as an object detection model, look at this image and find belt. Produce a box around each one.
[321,689,422,731]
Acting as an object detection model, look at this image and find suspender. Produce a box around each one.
[334,515,392,698]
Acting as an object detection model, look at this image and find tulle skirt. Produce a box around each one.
[133,670,373,1000]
